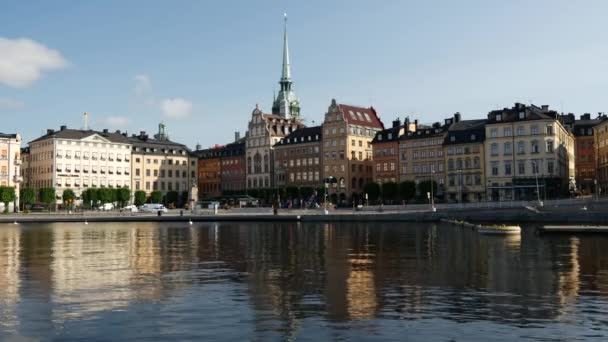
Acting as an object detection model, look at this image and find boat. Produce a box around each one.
[476,225,521,235]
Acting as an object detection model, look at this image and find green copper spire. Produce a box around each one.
[272,13,301,120]
[281,13,291,82]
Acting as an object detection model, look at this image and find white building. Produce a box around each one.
[27,126,132,202]
[0,133,22,211]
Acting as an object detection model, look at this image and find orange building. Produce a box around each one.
[573,115,603,194]
[194,145,223,199]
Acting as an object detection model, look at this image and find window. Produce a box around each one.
[504,127,512,137]
[546,140,554,153]
[504,142,512,155]
[490,128,498,138]
[517,141,525,154]
[519,111,525,119]
[504,161,512,175]
[531,125,539,135]
[491,161,499,176]
[491,143,498,156]
[531,141,539,153]
[516,126,525,136]
[531,161,539,174]
[496,114,502,121]
[547,161,554,174]
[518,161,525,175]
[546,125,553,135]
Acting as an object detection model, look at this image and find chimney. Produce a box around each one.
[46,129,54,135]
[454,112,461,123]
[234,131,241,142]
[103,129,109,133]
[60,125,67,131]
[115,130,121,134]
[139,131,146,139]
[581,113,591,120]
[541,105,549,112]
[392,118,401,128]
[414,119,418,127]
[195,143,202,151]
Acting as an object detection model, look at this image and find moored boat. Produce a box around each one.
[477,225,521,235]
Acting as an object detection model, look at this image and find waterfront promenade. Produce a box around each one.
[0,197,606,225]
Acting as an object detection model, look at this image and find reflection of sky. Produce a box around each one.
[0,222,608,340]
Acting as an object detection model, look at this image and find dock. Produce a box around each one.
[537,225,608,234]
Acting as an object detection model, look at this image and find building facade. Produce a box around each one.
[27,126,132,202]
[399,116,456,196]
[594,119,608,194]
[194,146,223,199]
[245,105,303,190]
[443,119,486,202]
[219,140,246,194]
[485,103,575,201]
[568,114,604,194]
[322,99,384,204]
[129,123,198,201]
[372,119,411,184]
[274,126,323,189]
[0,133,23,210]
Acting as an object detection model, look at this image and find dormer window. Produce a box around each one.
[496,114,502,121]
[471,134,476,141]
[450,135,456,142]
[378,135,383,141]
[519,111,525,119]
[388,133,392,140]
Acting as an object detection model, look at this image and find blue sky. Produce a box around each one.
[1,0,607,148]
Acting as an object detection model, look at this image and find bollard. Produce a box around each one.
[157,210,162,217]
[180,210,184,217]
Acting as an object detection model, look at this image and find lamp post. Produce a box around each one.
[533,160,542,207]
[323,176,336,215]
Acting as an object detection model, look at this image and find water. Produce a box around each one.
[1,222,608,341]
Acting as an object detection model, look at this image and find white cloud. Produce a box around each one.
[133,74,151,96]
[161,98,192,119]
[0,37,68,88]
[103,116,130,127]
[0,97,25,110]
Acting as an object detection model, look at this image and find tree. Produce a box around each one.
[82,188,98,208]
[418,180,438,199]
[150,190,162,204]
[116,188,130,207]
[20,187,36,210]
[381,182,399,202]
[166,191,178,207]
[363,182,380,202]
[180,191,189,207]
[39,187,56,210]
[398,181,417,200]
[0,186,16,213]
[97,188,114,204]
[134,190,147,206]
[62,189,76,210]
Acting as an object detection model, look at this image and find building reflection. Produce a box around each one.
[0,227,21,331]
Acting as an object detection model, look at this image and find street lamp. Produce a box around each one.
[323,176,336,215]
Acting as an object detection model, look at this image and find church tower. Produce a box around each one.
[271,13,301,120]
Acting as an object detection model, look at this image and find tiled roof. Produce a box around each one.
[371,126,402,144]
[444,119,486,145]
[400,124,449,141]
[338,104,384,129]
[220,141,246,157]
[30,128,130,144]
[0,133,18,139]
[274,126,322,147]
[487,103,559,124]
[129,135,193,156]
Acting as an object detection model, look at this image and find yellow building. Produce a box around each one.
[443,119,487,202]
[129,123,198,200]
[321,99,384,204]
[485,103,575,201]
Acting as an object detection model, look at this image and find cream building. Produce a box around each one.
[322,99,384,204]
[245,104,303,189]
[129,123,198,199]
[485,103,575,201]
[27,126,132,202]
[0,133,22,210]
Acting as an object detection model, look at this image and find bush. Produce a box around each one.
[0,186,16,213]
[20,187,37,209]
[39,187,56,210]
[116,188,131,207]
[134,190,147,206]
[150,191,162,204]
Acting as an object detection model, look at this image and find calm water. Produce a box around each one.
[1,222,608,341]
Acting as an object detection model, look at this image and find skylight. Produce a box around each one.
[363,113,372,122]
[356,112,364,121]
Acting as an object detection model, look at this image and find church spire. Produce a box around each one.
[281,13,291,82]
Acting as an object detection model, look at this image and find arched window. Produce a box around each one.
[339,177,345,188]
[263,154,269,173]
[253,153,262,173]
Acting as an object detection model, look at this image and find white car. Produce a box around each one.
[139,203,168,213]
[122,205,139,213]
[98,203,114,211]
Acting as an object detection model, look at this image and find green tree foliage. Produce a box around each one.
[39,187,56,210]
[20,188,37,208]
[150,190,162,204]
[398,181,417,200]
[62,189,76,209]
[381,182,399,202]
[166,191,178,206]
[180,191,189,207]
[417,180,438,199]
[363,182,380,202]
[134,190,147,206]
[116,188,131,207]
[0,186,16,213]
[81,188,99,208]
[97,188,114,204]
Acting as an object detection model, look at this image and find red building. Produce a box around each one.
[194,145,223,199]
[572,114,605,194]
[219,140,246,194]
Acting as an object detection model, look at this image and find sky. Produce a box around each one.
[1,0,608,148]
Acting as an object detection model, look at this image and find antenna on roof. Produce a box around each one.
[83,112,89,130]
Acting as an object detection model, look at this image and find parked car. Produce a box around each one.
[98,203,114,211]
[122,205,139,213]
[139,203,168,213]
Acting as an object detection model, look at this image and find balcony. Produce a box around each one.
[14,158,22,166]
[13,175,23,183]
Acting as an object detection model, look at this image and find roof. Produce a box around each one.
[486,103,560,124]
[220,141,246,157]
[371,125,402,144]
[30,128,131,144]
[399,124,450,141]
[337,104,384,129]
[444,119,487,145]
[274,126,322,147]
[128,134,193,156]
[193,146,224,159]
[0,133,18,139]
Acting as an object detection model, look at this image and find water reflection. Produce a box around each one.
[0,221,607,340]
